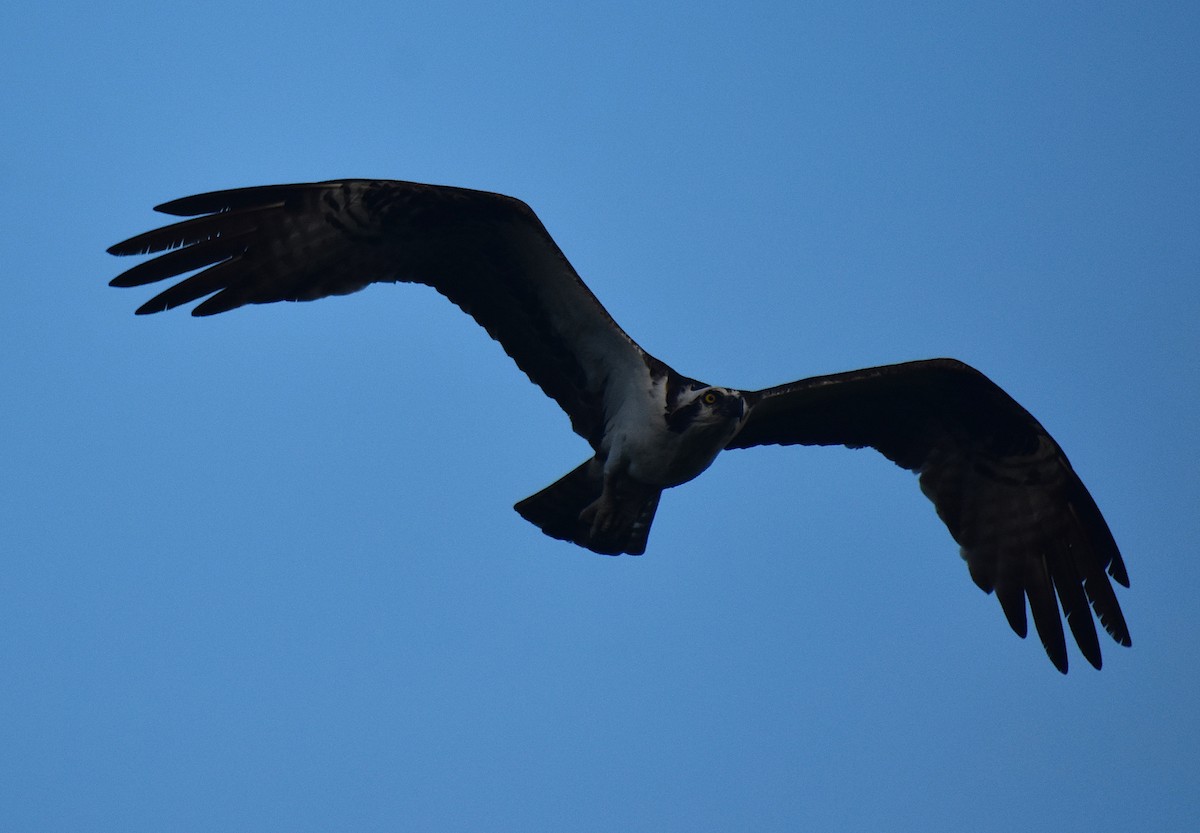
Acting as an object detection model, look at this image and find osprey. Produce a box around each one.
[108,178,1130,673]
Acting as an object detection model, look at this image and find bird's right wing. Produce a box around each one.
[108,179,652,446]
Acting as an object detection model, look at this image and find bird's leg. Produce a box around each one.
[579,465,650,545]
[578,471,616,535]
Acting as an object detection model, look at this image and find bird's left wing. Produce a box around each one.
[108,179,649,445]
[726,358,1130,672]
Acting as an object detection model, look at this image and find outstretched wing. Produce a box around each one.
[108,179,649,446]
[726,358,1130,673]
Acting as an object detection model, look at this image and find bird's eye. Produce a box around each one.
[702,391,719,405]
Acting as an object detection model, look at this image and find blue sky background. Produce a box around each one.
[3,2,1198,830]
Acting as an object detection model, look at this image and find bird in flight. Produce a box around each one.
[108,178,1130,672]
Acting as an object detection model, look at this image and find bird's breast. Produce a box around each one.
[607,412,732,488]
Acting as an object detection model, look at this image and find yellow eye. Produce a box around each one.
[702,391,718,405]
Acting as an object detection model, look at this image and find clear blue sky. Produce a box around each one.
[3,2,1198,831]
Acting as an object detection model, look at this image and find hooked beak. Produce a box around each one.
[722,395,746,421]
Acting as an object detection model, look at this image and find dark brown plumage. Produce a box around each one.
[108,178,1131,672]
[728,360,1129,672]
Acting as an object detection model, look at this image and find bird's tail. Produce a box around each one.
[514,460,661,556]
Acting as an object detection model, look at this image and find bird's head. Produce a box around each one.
[666,385,747,435]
